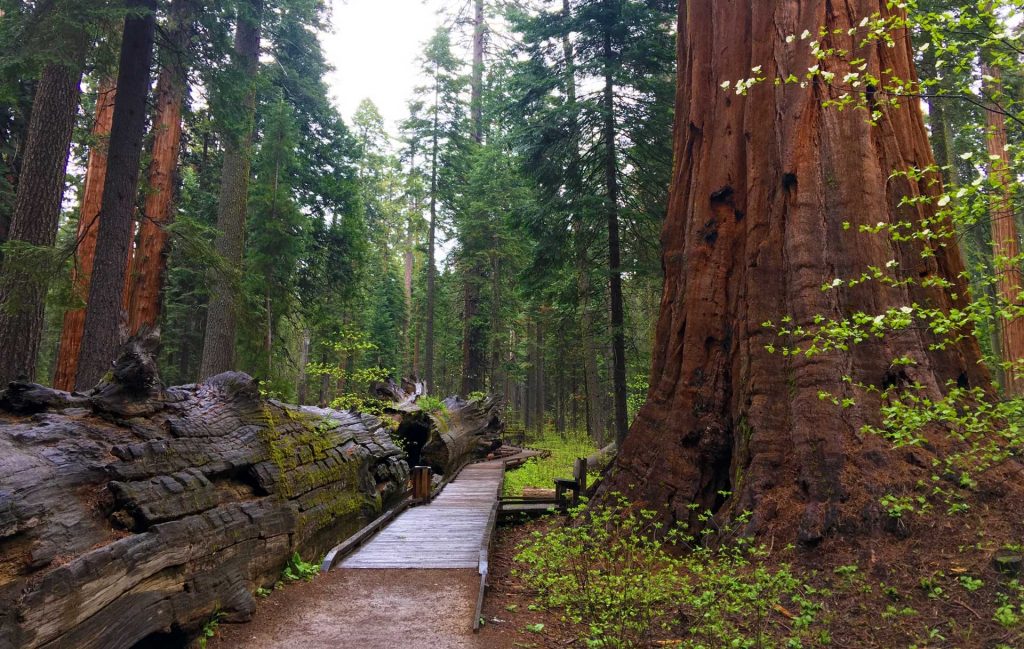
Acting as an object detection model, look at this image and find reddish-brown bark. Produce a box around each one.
[52,79,116,391]
[605,1,987,543]
[982,63,1024,396]
[126,0,194,336]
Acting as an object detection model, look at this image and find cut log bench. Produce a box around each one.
[0,337,504,649]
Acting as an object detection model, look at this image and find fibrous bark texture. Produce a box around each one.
[0,340,409,649]
[76,0,157,390]
[605,1,986,544]
[53,79,117,392]
[126,0,195,337]
[199,0,263,379]
[0,63,83,386]
[982,63,1024,396]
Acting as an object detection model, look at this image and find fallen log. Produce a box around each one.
[386,385,503,476]
[0,337,409,649]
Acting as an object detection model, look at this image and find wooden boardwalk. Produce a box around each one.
[340,461,504,569]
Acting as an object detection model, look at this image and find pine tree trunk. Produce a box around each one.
[601,21,629,446]
[605,1,987,543]
[534,314,545,434]
[563,0,607,443]
[297,329,310,404]
[982,63,1024,396]
[75,0,157,390]
[489,250,504,392]
[199,0,263,379]
[460,0,488,396]
[126,0,194,337]
[424,105,439,391]
[0,63,83,386]
[53,79,116,391]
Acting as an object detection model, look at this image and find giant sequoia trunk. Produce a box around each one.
[606,1,988,543]
[126,0,195,337]
[76,0,158,390]
[53,79,116,391]
[199,0,263,379]
[0,340,409,649]
[982,62,1024,396]
[0,62,83,386]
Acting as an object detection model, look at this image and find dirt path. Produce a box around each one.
[209,568,507,649]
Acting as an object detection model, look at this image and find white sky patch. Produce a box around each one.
[321,0,451,135]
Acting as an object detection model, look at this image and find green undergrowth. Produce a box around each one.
[515,497,820,648]
[503,428,601,497]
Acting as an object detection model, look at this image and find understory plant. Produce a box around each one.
[514,496,819,648]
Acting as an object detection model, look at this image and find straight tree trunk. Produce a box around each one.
[563,0,607,443]
[424,88,439,391]
[199,0,263,379]
[75,0,157,390]
[404,147,417,378]
[533,313,545,434]
[297,329,310,404]
[126,0,195,336]
[982,62,1024,396]
[605,0,987,543]
[488,250,504,392]
[601,20,629,446]
[52,78,116,391]
[460,1,487,396]
[0,63,83,386]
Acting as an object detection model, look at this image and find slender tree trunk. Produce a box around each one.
[199,0,263,379]
[563,0,606,442]
[75,0,157,390]
[533,313,545,434]
[0,63,83,386]
[53,79,116,391]
[297,329,310,404]
[404,148,417,378]
[982,63,1024,396]
[126,0,195,336]
[460,0,487,396]
[489,250,504,392]
[601,22,629,445]
[424,90,439,391]
[605,1,987,542]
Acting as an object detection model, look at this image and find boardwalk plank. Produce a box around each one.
[340,462,503,570]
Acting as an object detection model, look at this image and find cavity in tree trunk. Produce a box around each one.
[126,0,195,337]
[53,78,116,391]
[75,0,157,390]
[982,62,1024,396]
[199,0,263,379]
[605,0,986,543]
[0,61,84,386]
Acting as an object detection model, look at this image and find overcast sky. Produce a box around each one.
[321,0,450,138]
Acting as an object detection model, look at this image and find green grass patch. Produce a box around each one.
[503,429,601,497]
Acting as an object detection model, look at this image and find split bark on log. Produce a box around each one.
[379,379,504,476]
[0,338,409,649]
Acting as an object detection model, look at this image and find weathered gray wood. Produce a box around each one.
[340,462,504,569]
[388,387,503,476]
[0,345,409,649]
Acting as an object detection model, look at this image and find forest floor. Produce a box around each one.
[205,512,1024,648]
[208,569,493,649]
